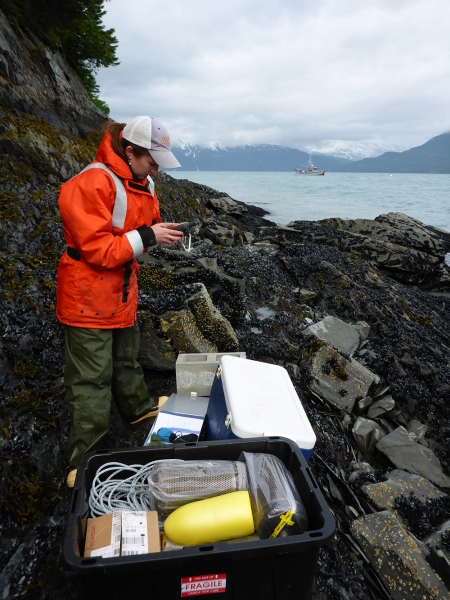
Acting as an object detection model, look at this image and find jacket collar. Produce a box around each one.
[95,132,148,185]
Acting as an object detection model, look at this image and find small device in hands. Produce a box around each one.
[169,221,198,252]
[169,221,197,234]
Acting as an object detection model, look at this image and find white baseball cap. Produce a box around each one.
[122,116,181,169]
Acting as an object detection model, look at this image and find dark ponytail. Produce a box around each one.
[104,121,150,163]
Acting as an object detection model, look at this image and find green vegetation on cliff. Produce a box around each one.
[0,0,118,114]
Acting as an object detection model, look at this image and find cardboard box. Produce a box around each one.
[121,511,161,556]
[84,511,161,558]
[84,512,121,558]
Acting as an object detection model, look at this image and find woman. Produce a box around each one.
[56,115,183,486]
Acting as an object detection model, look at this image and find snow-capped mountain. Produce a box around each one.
[171,143,351,172]
[169,134,450,173]
[305,140,397,161]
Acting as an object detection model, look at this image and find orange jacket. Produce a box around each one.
[56,132,161,328]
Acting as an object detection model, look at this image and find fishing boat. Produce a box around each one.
[295,156,325,176]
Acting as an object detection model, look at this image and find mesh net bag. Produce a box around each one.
[148,460,248,516]
[240,452,308,538]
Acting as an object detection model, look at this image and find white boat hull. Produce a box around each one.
[295,156,325,175]
[295,169,325,176]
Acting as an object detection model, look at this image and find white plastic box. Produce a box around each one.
[176,352,246,397]
[205,355,316,460]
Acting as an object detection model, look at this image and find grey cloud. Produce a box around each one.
[96,0,450,156]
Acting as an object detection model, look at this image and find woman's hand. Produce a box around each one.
[152,223,185,245]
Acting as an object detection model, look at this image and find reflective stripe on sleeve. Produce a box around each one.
[125,229,144,257]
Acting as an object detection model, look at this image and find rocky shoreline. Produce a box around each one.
[1,104,450,599]
[1,9,450,595]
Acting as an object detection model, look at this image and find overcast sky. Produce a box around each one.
[96,0,450,158]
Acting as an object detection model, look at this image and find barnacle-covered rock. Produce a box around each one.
[301,342,380,413]
[160,309,217,354]
[187,283,238,351]
[361,469,448,511]
[351,511,450,600]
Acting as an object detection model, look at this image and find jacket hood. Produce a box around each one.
[95,132,136,181]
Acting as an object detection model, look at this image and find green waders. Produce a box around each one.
[65,323,153,467]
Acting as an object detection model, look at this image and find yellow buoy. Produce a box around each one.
[164,491,255,546]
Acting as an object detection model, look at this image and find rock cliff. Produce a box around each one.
[0,7,106,136]
[1,7,450,600]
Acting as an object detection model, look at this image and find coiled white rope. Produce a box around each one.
[89,460,184,517]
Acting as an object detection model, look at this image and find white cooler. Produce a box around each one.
[205,355,316,460]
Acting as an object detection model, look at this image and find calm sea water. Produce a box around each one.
[170,171,450,231]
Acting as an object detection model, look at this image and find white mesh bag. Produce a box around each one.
[148,460,248,516]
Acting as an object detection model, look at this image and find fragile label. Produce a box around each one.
[181,573,227,597]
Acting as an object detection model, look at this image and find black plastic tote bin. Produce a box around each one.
[64,437,335,600]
